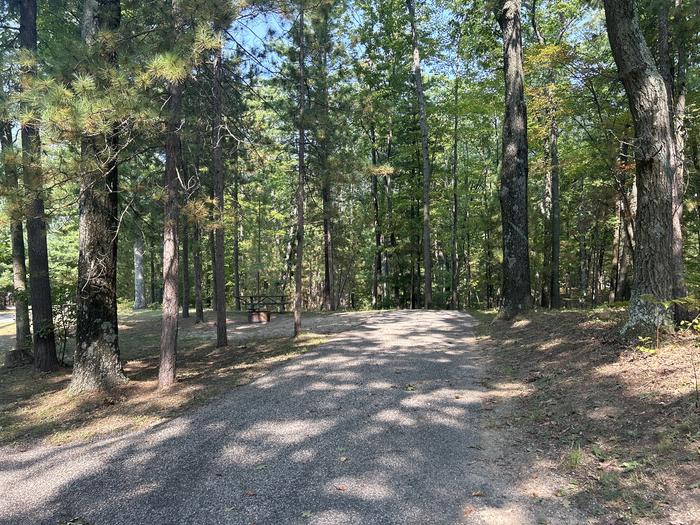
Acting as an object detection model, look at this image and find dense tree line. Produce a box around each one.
[0,0,698,389]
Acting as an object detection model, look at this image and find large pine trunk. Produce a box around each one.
[407,0,432,309]
[21,0,59,372]
[496,0,531,319]
[212,35,227,347]
[158,0,183,387]
[71,0,127,393]
[294,3,306,337]
[603,0,675,333]
[1,123,32,366]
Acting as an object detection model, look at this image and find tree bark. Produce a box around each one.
[294,2,306,337]
[181,220,190,318]
[603,0,675,333]
[133,235,146,309]
[193,222,204,323]
[450,79,459,310]
[658,1,687,319]
[71,0,127,392]
[407,0,432,309]
[20,0,59,372]
[232,143,241,311]
[211,33,227,347]
[549,116,561,308]
[158,0,183,388]
[1,123,32,366]
[496,0,531,319]
[370,128,381,308]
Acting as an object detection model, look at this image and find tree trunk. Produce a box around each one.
[133,235,146,309]
[496,0,531,319]
[71,0,127,392]
[181,221,190,318]
[1,123,32,366]
[212,33,227,347]
[658,1,687,320]
[549,116,561,308]
[609,198,622,303]
[21,0,58,372]
[603,0,675,333]
[149,238,157,304]
[407,0,432,309]
[370,128,381,308]
[450,79,459,310]
[540,142,552,308]
[232,143,241,311]
[193,222,205,323]
[294,2,306,337]
[158,1,183,388]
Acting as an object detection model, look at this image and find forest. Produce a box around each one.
[1,0,700,522]
[0,0,698,388]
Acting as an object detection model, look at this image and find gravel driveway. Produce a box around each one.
[0,310,585,525]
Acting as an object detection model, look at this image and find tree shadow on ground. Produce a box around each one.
[0,310,577,525]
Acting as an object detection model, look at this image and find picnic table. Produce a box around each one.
[238,295,288,323]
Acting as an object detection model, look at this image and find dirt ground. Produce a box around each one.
[0,310,375,447]
[475,307,700,524]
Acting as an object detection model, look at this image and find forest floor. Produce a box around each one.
[476,307,700,524]
[0,308,698,524]
[0,309,378,446]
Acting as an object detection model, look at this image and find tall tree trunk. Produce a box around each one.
[609,198,622,303]
[193,222,204,323]
[315,6,334,312]
[294,2,306,337]
[149,239,156,304]
[540,143,552,308]
[181,221,190,318]
[450,79,459,310]
[407,0,432,309]
[496,0,531,319]
[232,143,241,311]
[603,0,675,333]
[549,117,561,308]
[322,179,334,311]
[658,1,687,319]
[133,234,146,309]
[1,123,32,366]
[72,0,126,392]
[20,0,58,372]
[370,128,381,308]
[158,0,183,388]
[211,34,227,346]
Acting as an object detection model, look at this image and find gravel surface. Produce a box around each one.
[0,310,587,525]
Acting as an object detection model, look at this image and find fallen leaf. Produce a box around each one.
[471,490,485,497]
[335,484,348,491]
[244,490,256,497]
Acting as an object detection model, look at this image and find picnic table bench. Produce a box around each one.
[238,295,288,323]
